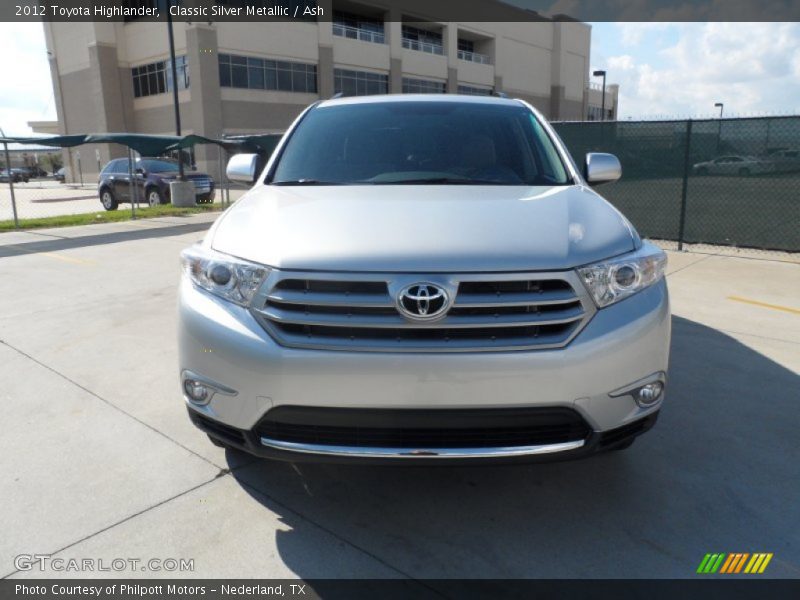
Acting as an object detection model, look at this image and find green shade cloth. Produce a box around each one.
[0,132,283,157]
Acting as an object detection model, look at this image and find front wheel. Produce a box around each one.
[100,188,118,211]
[146,187,165,207]
[738,167,751,177]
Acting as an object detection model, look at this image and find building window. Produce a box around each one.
[457,39,491,65]
[218,54,317,93]
[334,69,388,96]
[332,11,385,44]
[587,105,613,121]
[457,39,474,53]
[401,25,444,55]
[402,77,446,94]
[457,84,492,96]
[132,56,189,98]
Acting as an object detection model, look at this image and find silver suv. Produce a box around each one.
[179,95,670,463]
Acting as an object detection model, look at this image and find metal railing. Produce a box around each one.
[457,49,491,65]
[402,38,444,55]
[332,23,385,45]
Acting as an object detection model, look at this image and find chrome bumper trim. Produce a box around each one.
[260,437,586,458]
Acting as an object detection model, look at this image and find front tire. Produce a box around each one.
[738,167,751,177]
[100,188,118,211]
[146,187,165,207]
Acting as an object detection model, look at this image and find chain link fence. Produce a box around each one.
[553,117,800,254]
[0,143,239,226]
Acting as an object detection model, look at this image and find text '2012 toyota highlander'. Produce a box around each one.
[179,95,670,463]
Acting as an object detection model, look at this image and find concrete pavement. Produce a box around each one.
[1,214,798,580]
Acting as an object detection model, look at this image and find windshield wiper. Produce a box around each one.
[271,179,345,185]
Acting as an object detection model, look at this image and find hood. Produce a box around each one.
[210,185,637,272]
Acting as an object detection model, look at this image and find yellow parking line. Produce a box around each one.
[728,296,800,315]
[4,244,95,266]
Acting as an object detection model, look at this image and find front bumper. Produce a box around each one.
[178,277,670,462]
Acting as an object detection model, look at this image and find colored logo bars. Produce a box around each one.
[697,553,773,574]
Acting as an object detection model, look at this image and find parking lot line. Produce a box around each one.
[727,296,800,315]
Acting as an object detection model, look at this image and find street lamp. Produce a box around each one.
[167,0,185,180]
[714,102,724,155]
[593,70,607,120]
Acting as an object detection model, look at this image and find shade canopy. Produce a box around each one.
[0,132,283,158]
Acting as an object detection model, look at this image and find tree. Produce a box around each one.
[41,153,63,174]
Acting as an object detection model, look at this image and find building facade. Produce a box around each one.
[587,82,619,121]
[44,3,598,181]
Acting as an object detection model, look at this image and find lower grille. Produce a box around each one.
[254,406,591,449]
[190,411,246,445]
[252,271,593,352]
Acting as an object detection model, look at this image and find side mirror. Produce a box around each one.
[226,153,259,184]
[135,167,145,175]
[585,153,621,185]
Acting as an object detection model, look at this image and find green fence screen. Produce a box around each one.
[552,117,800,252]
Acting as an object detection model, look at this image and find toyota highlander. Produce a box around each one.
[178,95,670,463]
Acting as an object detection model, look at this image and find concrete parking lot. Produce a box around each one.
[1,215,798,581]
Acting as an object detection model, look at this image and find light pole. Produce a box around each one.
[714,102,724,155]
[167,0,185,180]
[593,70,607,120]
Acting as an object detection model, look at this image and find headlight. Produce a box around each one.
[577,243,667,308]
[180,245,269,306]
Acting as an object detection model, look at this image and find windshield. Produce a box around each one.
[270,101,571,186]
[139,159,179,173]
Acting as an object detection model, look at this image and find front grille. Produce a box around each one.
[255,406,591,449]
[190,177,212,190]
[251,272,593,352]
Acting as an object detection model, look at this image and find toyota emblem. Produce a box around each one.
[396,283,450,321]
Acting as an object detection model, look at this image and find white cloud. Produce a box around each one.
[0,23,55,136]
[600,23,800,118]
[616,23,672,46]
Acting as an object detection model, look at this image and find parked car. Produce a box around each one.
[0,168,25,183]
[24,166,49,178]
[10,168,30,183]
[692,155,773,176]
[765,149,800,174]
[54,167,66,183]
[97,157,215,210]
[178,95,670,463]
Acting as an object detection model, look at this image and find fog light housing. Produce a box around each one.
[636,382,664,407]
[184,379,211,404]
[609,372,666,408]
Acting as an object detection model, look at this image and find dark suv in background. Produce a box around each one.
[98,157,215,210]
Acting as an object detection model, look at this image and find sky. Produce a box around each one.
[0,21,799,135]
